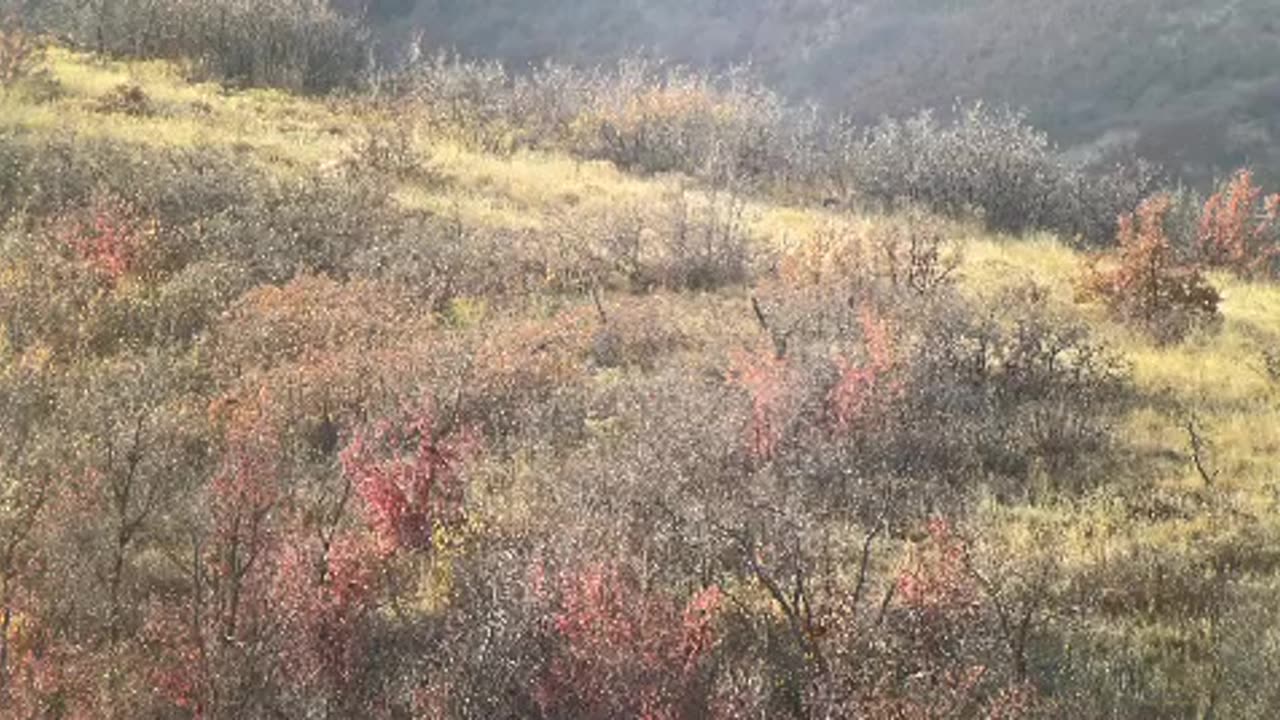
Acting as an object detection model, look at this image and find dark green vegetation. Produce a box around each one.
[4,3,1280,718]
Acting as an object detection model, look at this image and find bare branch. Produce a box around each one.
[1185,415,1218,487]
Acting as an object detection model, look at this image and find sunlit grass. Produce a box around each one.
[6,43,1280,713]
[2,47,353,172]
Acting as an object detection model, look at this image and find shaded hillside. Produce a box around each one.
[378,0,1280,184]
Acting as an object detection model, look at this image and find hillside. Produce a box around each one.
[3,35,1280,718]
[379,0,1280,185]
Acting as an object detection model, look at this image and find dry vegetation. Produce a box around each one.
[2,10,1280,720]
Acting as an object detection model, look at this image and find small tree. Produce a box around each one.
[0,6,40,89]
[1081,193,1219,342]
[1198,169,1280,278]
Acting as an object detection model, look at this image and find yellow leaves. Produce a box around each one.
[16,342,53,375]
[0,258,29,290]
[776,221,866,288]
[614,85,732,131]
[443,297,488,329]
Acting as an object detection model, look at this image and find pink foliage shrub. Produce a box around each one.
[727,348,791,463]
[827,303,901,432]
[60,198,154,285]
[536,563,724,720]
[340,401,480,555]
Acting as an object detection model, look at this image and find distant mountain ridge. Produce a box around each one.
[368,0,1280,185]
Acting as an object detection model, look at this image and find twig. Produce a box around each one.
[750,295,788,359]
[852,517,886,613]
[590,285,609,326]
[1185,415,1218,486]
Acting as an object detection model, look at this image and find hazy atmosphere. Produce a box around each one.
[372,0,1280,186]
[3,1,1280,718]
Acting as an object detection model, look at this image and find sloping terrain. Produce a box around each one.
[3,45,1280,717]
[381,0,1280,184]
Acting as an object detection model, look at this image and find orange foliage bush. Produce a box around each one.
[828,303,901,432]
[727,347,792,463]
[1198,169,1280,278]
[1081,194,1219,342]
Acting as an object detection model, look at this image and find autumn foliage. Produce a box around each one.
[59,198,156,285]
[535,563,723,720]
[339,402,479,556]
[8,26,1275,718]
[1198,169,1280,278]
[1082,193,1219,341]
[828,303,899,432]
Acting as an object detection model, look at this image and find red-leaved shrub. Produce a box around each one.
[1198,169,1280,278]
[340,401,480,556]
[1081,193,1219,342]
[727,347,792,463]
[536,563,723,720]
[59,198,156,285]
[827,302,901,432]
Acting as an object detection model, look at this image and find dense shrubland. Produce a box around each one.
[15,0,1162,245]
[21,0,368,91]
[393,56,1158,245]
[4,14,1280,720]
[371,0,1280,187]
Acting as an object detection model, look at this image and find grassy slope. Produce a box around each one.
[7,48,1280,708]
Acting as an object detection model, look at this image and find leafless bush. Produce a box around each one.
[31,0,369,92]
[403,51,521,153]
[867,209,963,294]
[344,117,429,179]
[93,82,153,116]
[554,186,757,292]
[0,6,41,88]
[350,212,567,310]
[744,279,1127,506]
[569,60,786,182]
[846,104,1160,243]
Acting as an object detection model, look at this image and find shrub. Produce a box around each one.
[535,563,723,720]
[847,104,1160,243]
[587,293,701,371]
[402,51,522,153]
[339,400,479,556]
[1081,193,1220,342]
[56,194,157,285]
[205,275,422,371]
[93,82,153,116]
[555,186,757,292]
[571,61,785,182]
[1198,169,1280,278]
[736,277,1127,509]
[349,214,561,310]
[0,7,41,88]
[392,55,1154,243]
[774,211,962,296]
[30,0,370,92]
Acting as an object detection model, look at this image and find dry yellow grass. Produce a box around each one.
[7,46,1280,711]
[9,49,1277,504]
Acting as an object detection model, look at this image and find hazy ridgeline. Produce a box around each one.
[368,0,1280,187]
